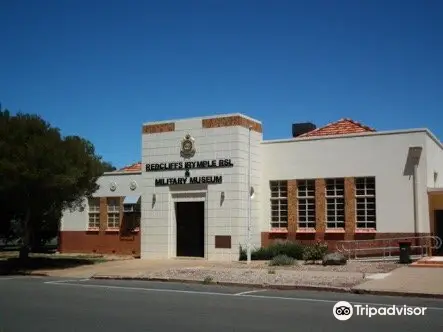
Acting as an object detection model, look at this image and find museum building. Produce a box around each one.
[59,113,443,260]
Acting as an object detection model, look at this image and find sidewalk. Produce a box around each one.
[33,258,207,278]
[352,266,443,298]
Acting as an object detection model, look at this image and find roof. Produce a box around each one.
[298,118,376,138]
[118,162,142,172]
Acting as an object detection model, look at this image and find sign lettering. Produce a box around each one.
[146,159,233,172]
[155,176,223,187]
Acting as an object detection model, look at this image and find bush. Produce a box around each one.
[239,241,305,261]
[269,254,294,266]
[203,276,214,284]
[239,246,247,260]
[303,242,328,263]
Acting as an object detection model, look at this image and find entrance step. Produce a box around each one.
[174,257,206,260]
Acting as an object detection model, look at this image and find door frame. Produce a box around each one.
[170,191,207,259]
[175,201,205,257]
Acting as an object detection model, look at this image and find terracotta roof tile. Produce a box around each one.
[118,162,142,172]
[298,118,375,138]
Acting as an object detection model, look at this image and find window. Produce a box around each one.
[355,177,376,229]
[326,178,345,228]
[123,198,141,232]
[297,180,316,229]
[270,180,288,228]
[107,198,120,229]
[88,198,100,229]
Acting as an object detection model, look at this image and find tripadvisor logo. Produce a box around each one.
[333,301,427,321]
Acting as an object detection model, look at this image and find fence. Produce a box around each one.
[336,236,442,260]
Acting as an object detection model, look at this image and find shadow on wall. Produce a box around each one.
[403,146,422,177]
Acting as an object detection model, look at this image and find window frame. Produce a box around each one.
[107,198,121,229]
[355,177,376,230]
[325,178,345,229]
[87,198,100,229]
[270,180,288,229]
[297,179,316,230]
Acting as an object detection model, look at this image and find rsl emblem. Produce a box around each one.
[180,134,196,159]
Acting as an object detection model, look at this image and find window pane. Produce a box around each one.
[355,177,377,228]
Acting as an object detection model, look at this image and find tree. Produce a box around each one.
[101,161,117,172]
[0,109,113,259]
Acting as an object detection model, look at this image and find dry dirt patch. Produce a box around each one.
[143,261,401,288]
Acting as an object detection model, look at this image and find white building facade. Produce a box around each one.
[59,113,443,260]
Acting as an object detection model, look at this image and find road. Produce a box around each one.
[0,276,442,331]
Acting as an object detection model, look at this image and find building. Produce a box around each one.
[59,113,443,260]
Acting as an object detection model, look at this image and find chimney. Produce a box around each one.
[292,122,316,138]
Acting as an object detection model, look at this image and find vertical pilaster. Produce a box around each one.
[287,180,297,235]
[119,196,124,231]
[344,177,356,240]
[315,179,326,241]
[99,197,108,233]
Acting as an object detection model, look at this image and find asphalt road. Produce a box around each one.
[1,276,442,332]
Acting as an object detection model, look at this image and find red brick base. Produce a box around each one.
[58,231,141,256]
[261,232,433,257]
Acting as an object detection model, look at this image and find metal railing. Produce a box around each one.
[336,236,442,261]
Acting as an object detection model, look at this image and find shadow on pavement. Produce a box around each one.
[0,256,104,275]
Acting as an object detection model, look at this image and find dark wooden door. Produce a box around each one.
[176,202,204,257]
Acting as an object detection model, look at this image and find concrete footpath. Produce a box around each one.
[353,266,443,298]
[26,258,443,299]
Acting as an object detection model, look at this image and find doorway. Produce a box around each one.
[175,201,205,257]
[435,210,443,255]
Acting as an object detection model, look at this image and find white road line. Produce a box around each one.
[0,277,21,280]
[44,279,90,284]
[235,290,266,296]
[45,281,238,296]
[44,281,443,311]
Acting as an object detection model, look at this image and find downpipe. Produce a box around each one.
[412,162,427,255]
[413,163,419,238]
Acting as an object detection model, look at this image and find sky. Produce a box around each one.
[1,0,442,168]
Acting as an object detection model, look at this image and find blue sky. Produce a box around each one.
[1,0,442,168]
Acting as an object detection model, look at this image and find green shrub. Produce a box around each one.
[252,247,274,260]
[303,242,328,263]
[269,254,294,266]
[269,241,305,259]
[239,246,247,260]
[203,276,214,284]
[239,241,305,261]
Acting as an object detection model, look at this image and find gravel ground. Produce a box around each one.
[145,267,366,288]
[143,261,401,288]
[228,260,401,273]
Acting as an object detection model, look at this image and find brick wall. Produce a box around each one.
[262,176,433,257]
[59,196,141,256]
[142,122,175,134]
[261,231,431,257]
[287,180,297,236]
[314,179,326,241]
[202,115,262,133]
[344,177,356,240]
[59,231,140,256]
